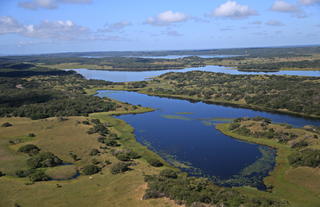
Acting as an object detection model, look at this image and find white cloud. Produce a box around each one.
[0,16,129,42]
[146,10,188,26]
[24,20,89,40]
[271,0,299,12]
[212,1,257,19]
[299,0,320,5]
[99,21,132,32]
[0,16,24,34]
[18,0,92,10]
[266,20,285,26]
[0,16,89,40]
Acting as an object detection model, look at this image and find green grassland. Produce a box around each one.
[0,115,180,207]
[216,120,320,207]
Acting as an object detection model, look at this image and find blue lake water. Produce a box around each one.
[97,90,320,187]
[68,65,320,82]
[81,55,240,59]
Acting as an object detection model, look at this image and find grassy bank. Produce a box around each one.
[0,113,178,207]
[216,123,320,207]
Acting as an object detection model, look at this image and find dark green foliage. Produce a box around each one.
[148,71,320,117]
[69,152,81,161]
[228,123,240,130]
[82,165,101,175]
[87,122,109,135]
[146,158,163,167]
[0,171,5,177]
[15,169,34,178]
[110,162,131,174]
[28,133,36,137]
[18,144,41,155]
[0,73,117,119]
[27,152,63,168]
[288,149,320,167]
[1,122,12,127]
[113,149,141,161]
[29,171,50,182]
[82,120,90,125]
[159,169,178,179]
[291,141,309,148]
[89,149,100,156]
[143,173,285,207]
[104,140,120,147]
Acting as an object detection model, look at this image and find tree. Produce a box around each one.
[27,152,63,168]
[18,144,41,155]
[82,165,101,175]
[110,162,131,174]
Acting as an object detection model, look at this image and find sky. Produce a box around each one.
[0,0,319,55]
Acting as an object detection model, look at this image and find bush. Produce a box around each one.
[89,149,100,156]
[29,171,50,182]
[28,133,36,137]
[110,162,131,174]
[15,169,34,177]
[0,171,5,177]
[288,149,320,167]
[18,144,41,155]
[1,122,12,127]
[113,149,141,161]
[291,140,308,148]
[147,158,163,167]
[82,165,101,175]
[27,152,63,168]
[159,169,178,179]
[228,123,240,130]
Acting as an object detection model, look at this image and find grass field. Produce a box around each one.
[216,123,320,207]
[0,115,179,207]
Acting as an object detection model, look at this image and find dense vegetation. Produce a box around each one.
[144,170,286,207]
[227,117,320,169]
[124,71,320,117]
[2,46,320,72]
[0,69,118,119]
[237,59,320,71]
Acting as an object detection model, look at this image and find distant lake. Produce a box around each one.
[68,65,320,82]
[81,55,240,59]
[97,90,320,189]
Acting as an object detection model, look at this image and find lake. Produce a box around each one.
[97,90,320,189]
[68,65,320,82]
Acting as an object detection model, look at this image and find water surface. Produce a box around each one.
[97,90,320,187]
[69,65,320,82]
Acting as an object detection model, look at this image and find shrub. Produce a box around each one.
[291,140,308,148]
[27,152,63,168]
[82,165,101,175]
[28,133,36,137]
[105,140,120,147]
[82,120,90,125]
[113,149,141,161]
[0,171,5,177]
[159,169,178,179]
[147,158,163,167]
[288,149,320,167]
[115,153,131,161]
[110,162,131,174]
[1,122,12,127]
[18,144,41,155]
[16,169,34,177]
[228,123,240,130]
[29,171,50,182]
[89,149,100,156]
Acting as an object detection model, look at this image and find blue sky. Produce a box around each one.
[0,0,319,54]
